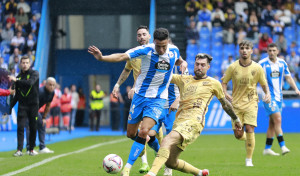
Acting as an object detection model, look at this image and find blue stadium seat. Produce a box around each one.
[199,27,211,42]
[211,32,222,43]
[31,1,42,14]
[259,26,272,36]
[211,42,222,51]
[223,44,235,59]
[211,49,222,59]
[212,27,222,34]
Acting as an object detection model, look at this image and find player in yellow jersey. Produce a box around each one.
[111,25,163,173]
[145,54,242,176]
[222,40,271,167]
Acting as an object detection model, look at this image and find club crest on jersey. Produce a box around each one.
[168,52,174,58]
[155,60,170,72]
[270,70,280,78]
[251,70,256,76]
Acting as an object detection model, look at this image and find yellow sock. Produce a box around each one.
[139,146,146,157]
[149,148,170,174]
[246,132,255,159]
[174,159,200,175]
[239,131,246,141]
[156,127,164,144]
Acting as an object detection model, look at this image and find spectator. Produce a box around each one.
[15,7,28,27]
[285,0,295,14]
[185,0,200,17]
[197,5,212,31]
[199,0,213,11]
[184,15,197,27]
[61,87,72,130]
[122,86,132,132]
[17,0,31,14]
[0,57,8,70]
[10,31,25,52]
[221,55,235,74]
[15,24,27,37]
[224,8,236,29]
[1,22,14,47]
[252,48,260,62]
[276,3,292,26]
[9,48,21,65]
[223,0,235,12]
[261,3,276,27]
[76,88,86,126]
[110,92,123,131]
[275,34,287,55]
[49,84,62,128]
[294,0,300,18]
[235,14,247,31]
[186,21,199,44]
[287,41,297,55]
[39,79,46,87]
[248,10,259,27]
[70,84,79,130]
[239,8,249,22]
[9,67,17,77]
[26,15,40,37]
[234,0,248,16]
[211,13,224,28]
[6,12,16,25]
[25,49,35,66]
[8,56,20,74]
[25,33,36,52]
[247,0,261,15]
[286,51,300,73]
[236,27,247,44]
[90,84,105,131]
[270,14,285,36]
[245,25,260,45]
[223,25,235,44]
[211,8,225,26]
[259,33,273,53]
[5,0,17,15]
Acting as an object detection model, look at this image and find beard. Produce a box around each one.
[194,70,204,78]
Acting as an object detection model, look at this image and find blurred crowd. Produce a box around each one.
[185,0,300,90]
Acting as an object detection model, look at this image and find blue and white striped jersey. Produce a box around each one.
[259,57,291,101]
[165,66,189,108]
[126,43,180,99]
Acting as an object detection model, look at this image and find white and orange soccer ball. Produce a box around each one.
[103,154,123,174]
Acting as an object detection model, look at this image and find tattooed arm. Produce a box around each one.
[219,97,242,130]
[112,68,131,98]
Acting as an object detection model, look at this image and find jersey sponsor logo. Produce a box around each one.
[193,98,203,108]
[130,104,135,114]
[155,60,170,72]
[270,70,280,78]
[240,77,249,85]
[202,81,211,86]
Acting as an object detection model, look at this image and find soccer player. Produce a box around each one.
[222,40,271,166]
[145,53,242,176]
[88,28,187,176]
[111,25,153,173]
[259,43,300,156]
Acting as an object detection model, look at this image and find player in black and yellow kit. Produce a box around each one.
[145,54,242,176]
[9,56,39,157]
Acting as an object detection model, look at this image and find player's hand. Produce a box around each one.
[180,60,188,75]
[88,45,103,60]
[112,84,120,99]
[295,89,300,96]
[8,75,16,82]
[225,93,232,102]
[169,100,179,113]
[8,88,15,95]
[263,93,271,104]
[128,88,135,99]
[234,121,243,130]
[42,119,47,126]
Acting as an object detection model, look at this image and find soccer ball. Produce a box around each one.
[103,154,123,174]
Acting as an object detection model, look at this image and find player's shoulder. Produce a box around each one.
[207,76,221,85]
[228,60,239,68]
[277,58,288,65]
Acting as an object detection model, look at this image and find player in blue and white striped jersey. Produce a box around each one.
[88,28,187,176]
[259,43,300,156]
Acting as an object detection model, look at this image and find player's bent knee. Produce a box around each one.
[234,130,244,139]
[165,160,177,169]
[138,128,150,138]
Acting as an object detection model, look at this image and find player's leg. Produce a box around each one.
[95,110,101,131]
[28,105,38,156]
[263,116,279,156]
[232,111,246,141]
[244,124,255,166]
[271,112,290,155]
[14,109,27,156]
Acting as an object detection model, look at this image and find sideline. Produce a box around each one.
[1,138,128,176]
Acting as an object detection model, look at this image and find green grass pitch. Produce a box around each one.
[0,133,299,176]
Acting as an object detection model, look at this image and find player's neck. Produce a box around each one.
[269,57,277,63]
[239,58,252,67]
[194,75,208,80]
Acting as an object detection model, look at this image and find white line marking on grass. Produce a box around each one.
[1,138,128,176]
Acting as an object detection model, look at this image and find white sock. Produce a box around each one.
[198,170,203,176]
[125,163,132,169]
[147,172,156,176]
[141,154,148,164]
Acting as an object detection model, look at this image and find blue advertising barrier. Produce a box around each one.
[204,98,300,133]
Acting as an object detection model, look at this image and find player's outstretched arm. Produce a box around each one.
[175,56,188,74]
[88,45,129,62]
[112,68,131,98]
[285,75,300,96]
[219,97,242,130]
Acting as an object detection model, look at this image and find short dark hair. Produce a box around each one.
[195,53,213,64]
[267,43,278,49]
[137,25,149,32]
[20,56,29,62]
[239,40,253,49]
[154,28,169,41]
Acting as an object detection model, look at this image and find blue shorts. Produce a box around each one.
[263,99,282,116]
[128,94,166,125]
[151,108,176,134]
